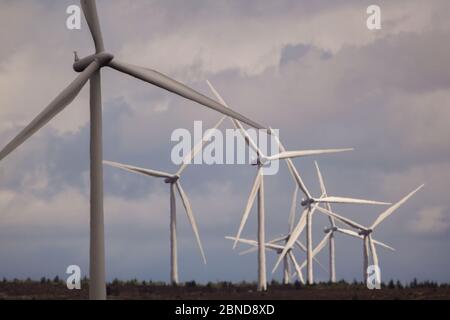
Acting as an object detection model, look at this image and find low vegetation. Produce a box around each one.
[0,277,449,300]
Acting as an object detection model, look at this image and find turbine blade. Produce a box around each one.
[313,255,328,274]
[318,196,391,206]
[269,128,311,199]
[314,161,327,197]
[176,116,226,176]
[335,227,362,239]
[225,236,257,247]
[316,206,368,231]
[239,247,258,256]
[299,258,307,272]
[109,60,265,129]
[272,205,317,273]
[313,233,332,257]
[175,181,207,264]
[103,160,173,179]
[294,239,327,273]
[267,243,285,250]
[294,240,307,253]
[268,148,353,161]
[314,161,336,226]
[80,0,105,53]
[226,236,283,252]
[233,168,262,248]
[288,251,304,284]
[372,238,395,252]
[371,184,425,230]
[335,228,395,251]
[0,62,99,161]
[206,80,263,157]
[268,234,290,244]
[288,186,299,232]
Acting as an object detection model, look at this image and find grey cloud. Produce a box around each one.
[0,0,449,284]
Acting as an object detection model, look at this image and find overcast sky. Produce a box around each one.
[0,0,449,285]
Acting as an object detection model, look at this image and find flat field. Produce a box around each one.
[0,280,449,300]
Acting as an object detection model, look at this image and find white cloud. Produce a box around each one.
[409,206,450,234]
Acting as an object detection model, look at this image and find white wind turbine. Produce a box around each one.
[271,146,391,284]
[287,228,394,282]
[315,184,424,284]
[104,116,226,284]
[207,81,354,291]
[313,160,397,282]
[0,0,265,299]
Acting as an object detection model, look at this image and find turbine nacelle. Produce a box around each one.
[358,229,373,236]
[164,175,180,184]
[73,52,114,72]
[301,198,315,207]
[250,157,269,166]
[324,226,338,233]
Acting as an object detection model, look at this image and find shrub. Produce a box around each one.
[388,280,395,289]
[185,280,197,288]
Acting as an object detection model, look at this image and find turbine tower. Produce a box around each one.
[316,184,424,284]
[207,81,353,291]
[0,0,265,300]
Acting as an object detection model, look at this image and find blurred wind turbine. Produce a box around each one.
[0,0,264,299]
[104,116,226,284]
[207,80,353,291]
[271,149,391,284]
[313,160,396,282]
[316,184,424,284]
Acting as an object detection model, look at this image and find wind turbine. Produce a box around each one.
[271,146,391,284]
[0,1,266,299]
[288,227,393,283]
[104,116,226,284]
[313,160,396,282]
[206,81,353,291]
[315,184,424,284]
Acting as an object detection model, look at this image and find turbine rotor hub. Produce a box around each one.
[73,52,114,72]
[324,226,337,233]
[359,229,372,236]
[301,198,314,207]
[164,176,180,184]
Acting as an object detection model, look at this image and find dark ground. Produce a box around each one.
[0,279,449,300]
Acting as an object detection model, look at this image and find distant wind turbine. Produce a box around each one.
[207,81,353,291]
[316,184,424,284]
[104,116,226,284]
[271,141,391,284]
